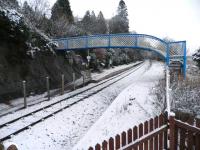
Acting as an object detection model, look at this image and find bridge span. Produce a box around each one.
[53,33,186,78]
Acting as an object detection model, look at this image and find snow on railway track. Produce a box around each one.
[0,62,144,142]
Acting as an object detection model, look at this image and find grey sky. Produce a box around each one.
[19,0,200,54]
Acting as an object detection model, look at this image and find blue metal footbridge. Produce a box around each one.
[53,33,187,77]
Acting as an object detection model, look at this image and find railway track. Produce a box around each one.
[0,62,145,142]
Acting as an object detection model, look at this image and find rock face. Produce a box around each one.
[0,3,81,103]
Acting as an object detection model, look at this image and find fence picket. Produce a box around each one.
[195,133,200,150]
[187,131,194,150]
[149,118,154,150]
[133,126,138,150]
[144,121,148,150]
[154,116,158,150]
[102,140,108,150]
[179,129,186,150]
[95,144,101,150]
[122,131,126,147]
[115,134,120,149]
[196,118,200,150]
[197,118,200,128]
[139,123,143,150]
[127,128,133,144]
[159,114,164,150]
[88,147,93,150]
[108,138,114,150]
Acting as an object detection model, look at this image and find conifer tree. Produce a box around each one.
[51,0,73,23]
[109,0,129,33]
[96,11,107,34]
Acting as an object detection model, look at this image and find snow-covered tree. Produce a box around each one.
[21,0,51,34]
[193,48,200,68]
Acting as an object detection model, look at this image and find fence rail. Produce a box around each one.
[170,115,200,150]
[88,113,200,150]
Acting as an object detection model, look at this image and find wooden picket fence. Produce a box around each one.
[88,113,200,150]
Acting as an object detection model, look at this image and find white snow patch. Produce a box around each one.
[0,7,22,24]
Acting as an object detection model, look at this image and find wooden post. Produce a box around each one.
[133,126,138,150]
[196,117,200,149]
[139,123,143,150]
[102,140,108,150]
[83,72,85,86]
[149,118,154,150]
[61,74,64,95]
[22,80,27,108]
[73,72,76,90]
[127,128,133,144]
[159,114,164,150]
[154,116,159,150]
[95,144,101,150]
[144,121,149,150]
[115,134,120,149]
[121,131,126,147]
[109,138,114,150]
[169,115,176,150]
[46,77,50,100]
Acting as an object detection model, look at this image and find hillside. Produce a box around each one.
[0,1,81,103]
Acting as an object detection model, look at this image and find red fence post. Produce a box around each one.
[109,138,114,150]
[115,134,120,149]
[179,128,186,150]
[127,128,133,144]
[122,131,127,147]
[169,115,176,150]
[102,140,108,150]
[149,118,154,150]
[139,123,143,150]
[95,144,101,150]
[197,117,200,128]
[144,121,149,150]
[154,116,159,150]
[159,114,164,150]
[88,147,93,150]
[133,126,138,150]
[195,117,200,149]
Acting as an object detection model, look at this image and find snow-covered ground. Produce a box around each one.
[73,61,164,150]
[2,61,164,150]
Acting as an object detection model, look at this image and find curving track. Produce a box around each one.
[0,62,145,142]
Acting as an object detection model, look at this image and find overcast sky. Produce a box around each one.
[19,0,200,54]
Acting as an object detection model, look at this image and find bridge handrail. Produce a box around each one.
[53,33,168,45]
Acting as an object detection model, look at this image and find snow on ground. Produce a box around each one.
[2,61,152,150]
[73,61,164,150]
[0,62,140,116]
[91,62,141,81]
